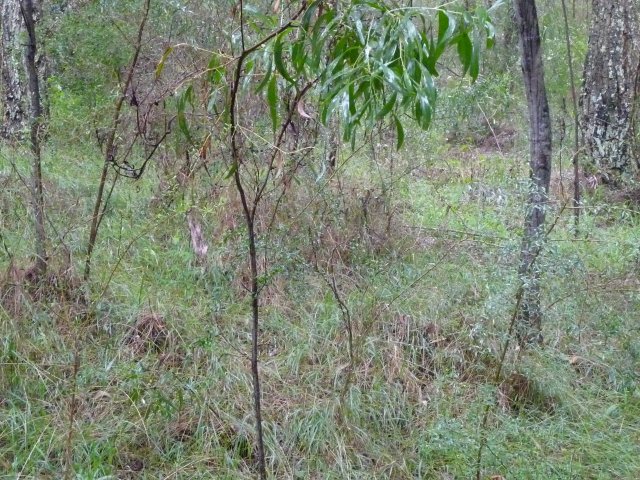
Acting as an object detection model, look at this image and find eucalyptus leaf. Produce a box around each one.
[267,75,278,132]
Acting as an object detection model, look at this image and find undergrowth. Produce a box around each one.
[1,128,639,479]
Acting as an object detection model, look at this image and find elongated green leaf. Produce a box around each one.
[355,19,365,45]
[185,85,195,109]
[348,83,356,116]
[320,89,344,125]
[457,32,473,76]
[415,96,432,130]
[255,59,273,92]
[352,98,372,126]
[394,114,405,150]
[267,75,278,132]
[301,0,321,30]
[354,80,370,100]
[207,90,219,114]
[177,111,191,142]
[437,10,456,47]
[155,46,173,79]
[422,34,439,76]
[207,53,224,84]
[291,40,306,73]
[470,34,481,81]
[225,162,238,179]
[177,86,194,142]
[311,12,335,69]
[274,32,295,84]
[489,0,505,13]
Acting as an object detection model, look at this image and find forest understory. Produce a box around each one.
[2,127,639,478]
[1,0,640,479]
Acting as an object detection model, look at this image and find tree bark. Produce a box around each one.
[1,0,27,140]
[581,0,640,181]
[514,0,552,346]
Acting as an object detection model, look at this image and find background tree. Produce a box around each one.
[1,0,26,140]
[20,0,47,277]
[581,0,640,182]
[514,0,551,345]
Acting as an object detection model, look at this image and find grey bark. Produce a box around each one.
[581,0,640,180]
[514,0,552,346]
[325,116,340,172]
[21,0,47,276]
[1,0,26,140]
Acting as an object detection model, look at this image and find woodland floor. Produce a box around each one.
[1,128,640,479]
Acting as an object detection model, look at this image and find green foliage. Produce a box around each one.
[174,1,502,152]
[304,1,501,147]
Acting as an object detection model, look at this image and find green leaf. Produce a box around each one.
[185,85,195,109]
[414,95,432,130]
[301,0,321,30]
[255,59,273,92]
[470,34,481,81]
[291,40,306,73]
[422,37,439,76]
[348,83,356,116]
[274,31,295,84]
[393,114,405,150]
[437,10,456,47]
[476,6,489,22]
[320,89,344,125]
[155,46,173,79]
[457,32,473,76]
[207,53,224,84]
[267,75,278,132]
[379,64,401,91]
[177,111,191,142]
[225,162,238,179]
[376,92,397,120]
[352,98,373,126]
[437,10,449,42]
[177,86,194,142]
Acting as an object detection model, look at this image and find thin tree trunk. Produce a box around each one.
[581,0,640,181]
[21,0,47,276]
[84,0,151,281]
[1,0,26,140]
[514,0,552,346]
[230,46,268,480]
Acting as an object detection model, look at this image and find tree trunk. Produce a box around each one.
[21,0,47,276]
[581,0,640,181]
[514,0,552,346]
[1,0,26,140]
